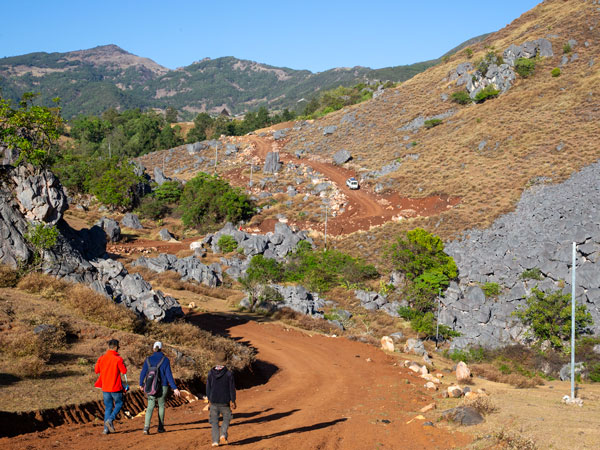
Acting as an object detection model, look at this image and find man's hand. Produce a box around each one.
[139,385,144,390]
[173,388,181,397]
[230,401,237,410]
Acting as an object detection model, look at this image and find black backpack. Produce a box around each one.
[143,356,165,395]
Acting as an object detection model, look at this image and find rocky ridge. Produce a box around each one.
[0,164,182,322]
[442,159,600,349]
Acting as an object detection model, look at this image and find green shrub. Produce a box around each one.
[551,67,561,77]
[474,85,500,103]
[588,363,600,382]
[217,235,238,253]
[476,51,503,76]
[91,161,143,210]
[513,288,593,350]
[424,118,443,129]
[514,57,536,78]
[451,91,473,105]
[464,48,473,59]
[521,268,542,280]
[482,282,501,297]
[24,223,59,268]
[387,228,457,312]
[398,306,460,340]
[563,42,572,54]
[179,173,255,230]
[444,347,486,363]
[153,181,183,203]
[136,196,170,220]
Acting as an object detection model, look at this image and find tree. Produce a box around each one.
[514,288,593,350]
[0,92,63,167]
[91,161,144,210]
[164,107,178,124]
[186,113,213,143]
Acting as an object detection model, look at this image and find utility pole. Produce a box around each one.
[249,163,253,187]
[436,288,442,348]
[108,142,111,159]
[571,242,577,399]
[214,146,218,173]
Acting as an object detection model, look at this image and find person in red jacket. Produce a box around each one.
[95,339,127,434]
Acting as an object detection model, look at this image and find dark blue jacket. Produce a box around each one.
[206,366,236,404]
[139,351,177,390]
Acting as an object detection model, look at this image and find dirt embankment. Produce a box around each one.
[1,313,469,449]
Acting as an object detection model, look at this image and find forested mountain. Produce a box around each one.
[0,36,488,119]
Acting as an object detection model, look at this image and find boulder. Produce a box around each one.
[121,213,143,230]
[447,385,463,398]
[456,361,471,382]
[380,336,395,352]
[333,149,352,165]
[323,125,337,135]
[96,217,121,243]
[153,167,171,186]
[159,229,176,241]
[424,382,438,391]
[559,362,585,381]
[13,165,68,225]
[441,406,484,426]
[263,152,282,174]
[404,338,427,356]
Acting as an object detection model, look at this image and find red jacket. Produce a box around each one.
[94,350,127,392]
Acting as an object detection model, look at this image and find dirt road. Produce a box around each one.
[246,135,458,235]
[1,313,469,449]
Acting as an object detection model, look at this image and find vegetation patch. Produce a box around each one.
[451,91,473,105]
[481,281,501,297]
[474,85,500,103]
[424,118,443,129]
[514,57,536,78]
[217,235,239,253]
[551,67,561,77]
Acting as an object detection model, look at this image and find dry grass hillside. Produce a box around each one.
[279,0,599,257]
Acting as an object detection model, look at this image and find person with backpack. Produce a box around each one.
[139,341,180,434]
[206,351,237,446]
[94,339,127,434]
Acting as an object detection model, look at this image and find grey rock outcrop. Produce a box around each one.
[443,159,600,349]
[333,149,352,165]
[153,167,171,186]
[244,284,325,318]
[96,217,121,243]
[323,125,337,136]
[159,229,175,241]
[503,39,553,66]
[132,253,222,288]
[354,290,400,317]
[0,165,182,322]
[121,213,143,230]
[263,152,282,174]
[13,166,68,225]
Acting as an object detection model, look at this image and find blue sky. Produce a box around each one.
[1,0,541,72]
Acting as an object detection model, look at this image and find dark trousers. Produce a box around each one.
[102,391,123,424]
[209,403,232,443]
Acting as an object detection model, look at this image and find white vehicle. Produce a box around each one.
[346,177,359,189]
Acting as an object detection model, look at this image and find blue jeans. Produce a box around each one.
[209,403,232,443]
[103,391,124,424]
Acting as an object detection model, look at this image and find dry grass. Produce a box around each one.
[17,272,142,332]
[271,307,341,335]
[471,363,544,389]
[0,264,19,288]
[461,395,498,416]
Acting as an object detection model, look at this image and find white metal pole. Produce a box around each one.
[324,203,328,249]
[214,146,218,172]
[249,164,253,187]
[436,288,442,347]
[571,242,576,399]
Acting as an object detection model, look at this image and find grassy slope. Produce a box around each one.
[280,0,599,260]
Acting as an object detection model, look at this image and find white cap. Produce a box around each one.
[153,341,162,350]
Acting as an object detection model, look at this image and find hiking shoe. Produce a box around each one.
[220,435,228,445]
[212,443,219,447]
[105,420,115,433]
[143,427,149,435]
[102,428,109,435]
[157,427,166,433]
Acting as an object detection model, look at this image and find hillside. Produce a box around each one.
[0,35,487,119]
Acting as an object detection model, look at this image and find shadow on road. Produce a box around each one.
[229,417,348,446]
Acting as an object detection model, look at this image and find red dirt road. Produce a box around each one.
[1,314,469,449]
[245,135,459,235]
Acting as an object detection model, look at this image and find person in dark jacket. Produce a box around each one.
[206,351,237,446]
[95,339,127,434]
[139,341,180,434]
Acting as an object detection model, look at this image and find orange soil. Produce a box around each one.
[1,313,469,449]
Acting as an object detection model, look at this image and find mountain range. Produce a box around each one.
[0,35,487,119]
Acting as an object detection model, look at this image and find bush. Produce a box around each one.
[513,288,593,350]
[91,161,143,210]
[464,48,473,59]
[424,118,442,129]
[451,91,472,105]
[474,85,500,103]
[217,235,238,253]
[444,347,487,363]
[387,228,457,312]
[514,57,536,78]
[179,173,255,230]
[398,306,460,340]
[563,42,572,54]
[551,67,561,77]
[136,196,170,220]
[153,181,183,203]
[521,268,542,280]
[482,282,501,297]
